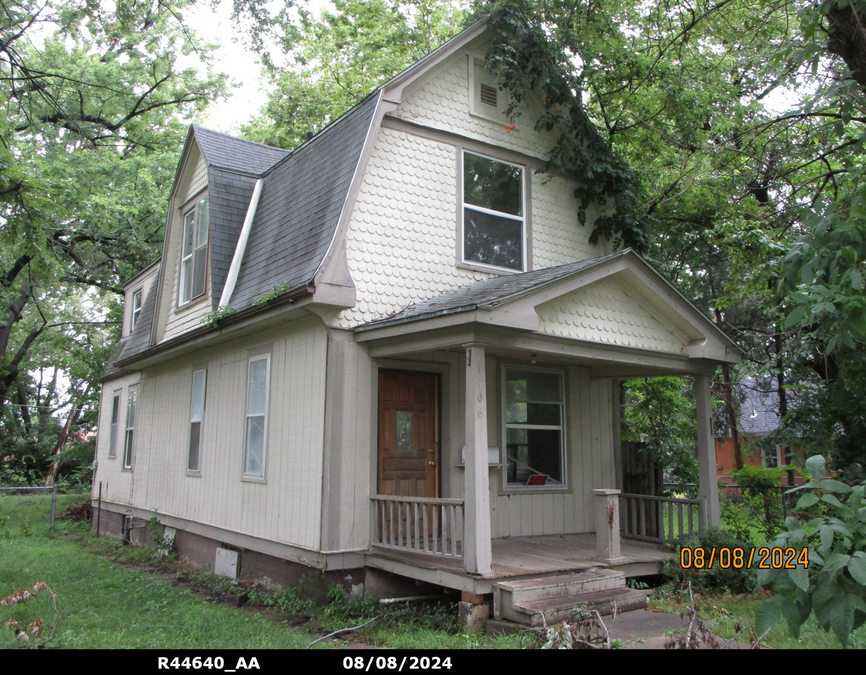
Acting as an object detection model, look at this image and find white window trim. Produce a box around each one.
[122,387,137,471]
[178,193,209,307]
[108,389,121,458]
[501,364,567,492]
[131,288,143,330]
[188,367,207,475]
[243,353,270,481]
[762,444,784,468]
[460,149,527,274]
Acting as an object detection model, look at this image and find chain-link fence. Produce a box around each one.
[0,485,59,536]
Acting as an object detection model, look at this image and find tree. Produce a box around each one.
[0,0,226,482]
[241,0,467,148]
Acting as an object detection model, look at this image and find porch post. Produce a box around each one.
[695,374,721,527]
[463,343,492,576]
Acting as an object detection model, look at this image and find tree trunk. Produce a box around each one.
[827,1,866,88]
[44,385,89,486]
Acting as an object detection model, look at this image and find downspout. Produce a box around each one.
[219,178,263,308]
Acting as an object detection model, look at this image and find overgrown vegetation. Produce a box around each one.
[756,455,866,647]
[663,528,757,596]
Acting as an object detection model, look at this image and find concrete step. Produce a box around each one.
[493,570,651,626]
[514,587,653,626]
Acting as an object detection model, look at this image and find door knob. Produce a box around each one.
[428,460,437,466]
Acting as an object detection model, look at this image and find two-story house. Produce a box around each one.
[93,17,740,624]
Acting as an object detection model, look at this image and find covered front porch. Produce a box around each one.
[355,250,739,584]
[366,531,671,595]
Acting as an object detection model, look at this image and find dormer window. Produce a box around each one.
[462,151,525,272]
[131,289,142,329]
[180,195,209,305]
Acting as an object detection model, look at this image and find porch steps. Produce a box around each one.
[492,570,650,626]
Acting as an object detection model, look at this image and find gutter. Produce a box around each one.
[114,284,315,369]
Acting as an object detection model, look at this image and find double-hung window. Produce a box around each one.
[504,367,565,489]
[462,151,525,272]
[244,354,270,479]
[131,289,143,329]
[123,388,137,470]
[108,391,121,458]
[179,195,209,305]
[188,369,207,473]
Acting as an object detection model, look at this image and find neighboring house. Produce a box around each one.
[715,378,805,483]
[93,18,740,614]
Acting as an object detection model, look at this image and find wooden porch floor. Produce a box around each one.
[366,533,672,594]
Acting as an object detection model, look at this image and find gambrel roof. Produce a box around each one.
[114,94,379,368]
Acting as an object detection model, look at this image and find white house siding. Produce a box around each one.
[336,122,610,328]
[92,372,141,507]
[161,150,213,343]
[393,52,559,160]
[98,318,328,551]
[488,370,617,538]
[536,277,689,354]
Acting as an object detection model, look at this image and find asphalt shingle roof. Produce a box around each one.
[109,93,379,370]
[357,251,626,330]
[192,125,291,176]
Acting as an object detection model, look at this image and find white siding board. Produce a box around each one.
[394,53,559,159]
[97,319,327,552]
[537,277,689,354]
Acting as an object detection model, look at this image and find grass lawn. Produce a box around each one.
[0,493,531,650]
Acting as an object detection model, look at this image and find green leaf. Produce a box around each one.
[790,564,810,593]
[797,492,819,509]
[818,479,854,494]
[849,555,866,585]
[805,455,826,479]
[755,596,784,636]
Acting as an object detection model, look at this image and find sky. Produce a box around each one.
[185,2,272,134]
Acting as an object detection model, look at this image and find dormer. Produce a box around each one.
[121,260,159,339]
[149,127,292,346]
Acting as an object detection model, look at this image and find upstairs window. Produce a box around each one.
[179,195,209,305]
[131,289,143,329]
[462,152,524,272]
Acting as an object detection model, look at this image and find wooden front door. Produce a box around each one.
[378,370,438,498]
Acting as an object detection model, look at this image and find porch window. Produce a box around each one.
[462,151,524,272]
[179,195,209,305]
[188,368,207,473]
[503,366,565,488]
[243,354,270,479]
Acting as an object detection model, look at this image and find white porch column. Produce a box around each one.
[695,374,721,527]
[463,343,492,576]
[592,489,624,563]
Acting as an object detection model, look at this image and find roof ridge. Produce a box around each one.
[191,124,292,154]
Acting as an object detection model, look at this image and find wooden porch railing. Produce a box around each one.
[371,495,464,558]
[620,493,701,544]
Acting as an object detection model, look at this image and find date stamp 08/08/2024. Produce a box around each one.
[678,547,809,570]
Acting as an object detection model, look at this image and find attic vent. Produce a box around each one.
[480,83,498,108]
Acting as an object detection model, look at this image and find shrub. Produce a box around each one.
[664,527,757,594]
[756,455,866,647]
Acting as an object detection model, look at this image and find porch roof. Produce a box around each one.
[355,249,741,368]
